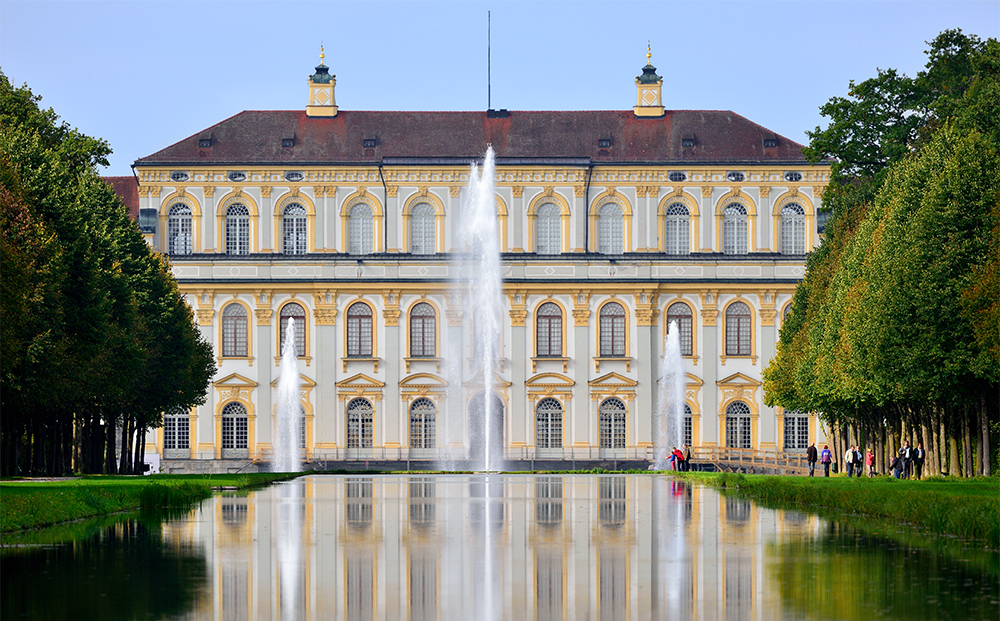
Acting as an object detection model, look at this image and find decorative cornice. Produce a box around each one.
[254,308,273,326]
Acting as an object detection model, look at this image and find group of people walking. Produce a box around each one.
[805,441,926,478]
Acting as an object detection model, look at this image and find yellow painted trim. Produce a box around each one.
[771,190,815,253]
[339,189,384,253]
[714,190,757,253]
[589,189,633,253]
[526,190,571,254]
[532,298,568,358]
[663,298,698,363]
[720,296,758,364]
[159,193,202,254]
[596,298,631,359]
[275,298,311,363]
[343,298,379,358]
[401,190,445,253]
[216,191,260,254]
[656,191,699,253]
[405,297,441,358]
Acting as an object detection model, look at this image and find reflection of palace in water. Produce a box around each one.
[161,475,822,619]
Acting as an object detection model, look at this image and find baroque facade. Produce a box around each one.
[134,51,830,471]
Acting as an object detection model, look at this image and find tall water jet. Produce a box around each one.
[655,320,686,470]
[274,318,302,473]
[446,146,503,472]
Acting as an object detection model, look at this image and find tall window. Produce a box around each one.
[536,302,562,357]
[780,203,806,255]
[225,203,250,255]
[722,204,748,255]
[683,404,693,448]
[665,302,693,356]
[347,398,374,448]
[783,411,809,451]
[221,304,248,357]
[221,402,248,450]
[599,302,626,357]
[163,407,189,451]
[535,398,563,449]
[409,203,435,255]
[725,301,752,356]
[598,203,623,254]
[663,203,690,255]
[599,398,626,449]
[409,398,436,449]
[725,401,751,449]
[167,204,192,255]
[347,302,373,357]
[279,303,306,357]
[282,203,307,255]
[535,203,561,255]
[409,302,435,357]
[349,203,374,255]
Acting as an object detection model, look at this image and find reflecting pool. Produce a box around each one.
[3,475,997,620]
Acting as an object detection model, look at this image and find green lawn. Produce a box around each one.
[0,473,296,533]
[683,471,1000,547]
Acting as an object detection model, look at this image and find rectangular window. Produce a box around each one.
[684,416,692,448]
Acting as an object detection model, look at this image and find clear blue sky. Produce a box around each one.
[2,0,997,176]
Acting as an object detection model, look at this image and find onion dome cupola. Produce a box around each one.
[633,43,664,118]
[306,46,338,117]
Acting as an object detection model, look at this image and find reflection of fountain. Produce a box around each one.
[445,147,503,472]
[274,318,301,473]
[655,320,686,469]
[275,481,303,621]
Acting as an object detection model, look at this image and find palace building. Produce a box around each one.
[132,49,831,472]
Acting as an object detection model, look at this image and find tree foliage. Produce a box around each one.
[765,30,999,476]
[0,72,216,476]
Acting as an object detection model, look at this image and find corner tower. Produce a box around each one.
[633,44,664,118]
[306,46,338,118]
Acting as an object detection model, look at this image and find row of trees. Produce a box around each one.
[764,31,999,477]
[1,73,216,476]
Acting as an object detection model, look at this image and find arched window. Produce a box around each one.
[683,404,693,448]
[535,398,563,449]
[536,203,561,255]
[225,203,250,255]
[725,301,752,356]
[282,203,307,255]
[722,203,748,255]
[663,203,690,255]
[221,402,248,451]
[725,401,751,449]
[163,406,189,451]
[783,410,808,451]
[409,398,436,449]
[347,302,373,357]
[349,203,374,255]
[599,398,626,449]
[347,398,374,448]
[279,303,306,357]
[599,302,626,357]
[409,302,436,357]
[598,203,623,254]
[536,302,562,357]
[167,204,192,255]
[221,304,248,357]
[409,203,435,255]
[780,203,806,255]
[665,302,693,356]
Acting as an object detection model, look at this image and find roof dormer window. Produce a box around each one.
[598,138,612,149]
[363,138,378,149]
[282,132,295,148]
[763,137,778,148]
[198,132,213,148]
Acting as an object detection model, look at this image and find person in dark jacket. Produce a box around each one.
[914,442,926,480]
[806,443,818,477]
[891,456,902,478]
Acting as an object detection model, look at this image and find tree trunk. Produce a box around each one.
[134,428,146,475]
[119,416,131,475]
[925,411,938,477]
[962,412,973,478]
[877,424,885,475]
[949,426,961,478]
[105,421,117,474]
[980,391,991,477]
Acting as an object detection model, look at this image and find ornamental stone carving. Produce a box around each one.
[203,186,215,198]
[196,309,215,326]
[813,185,826,198]
[574,185,586,197]
[760,308,777,326]
[449,186,461,197]
[254,308,273,326]
[260,186,272,198]
[511,185,524,198]
[313,307,337,326]
[508,309,527,326]
[758,186,770,198]
[572,309,591,325]
[446,308,464,326]
[701,186,713,198]
[150,186,162,198]
[700,308,719,327]
[383,309,401,327]
[386,186,399,197]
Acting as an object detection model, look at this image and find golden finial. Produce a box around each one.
[320,44,325,64]
[646,41,652,64]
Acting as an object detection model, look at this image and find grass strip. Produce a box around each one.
[0,472,297,533]
[684,471,1000,547]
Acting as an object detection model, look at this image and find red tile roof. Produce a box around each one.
[134,109,811,167]
[103,176,139,219]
